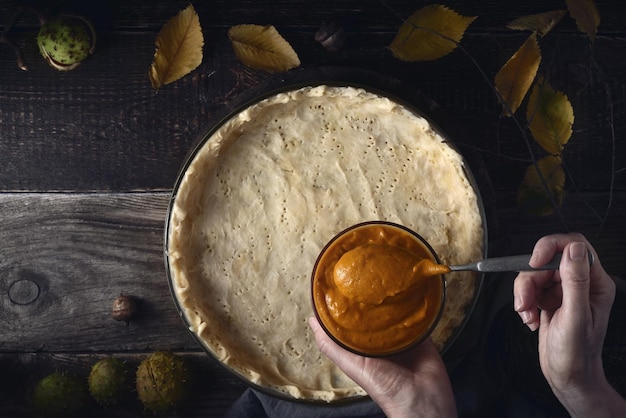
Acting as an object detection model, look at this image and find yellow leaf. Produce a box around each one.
[389,5,476,62]
[506,10,566,37]
[149,5,204,89]
[228,24,300,73]
[526,78,574,155]
[517,156,565,216]
[565,0,600,42]
[494,33,541,116]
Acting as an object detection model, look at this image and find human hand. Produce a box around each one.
[309,317,457,418]
[513,233,622,417]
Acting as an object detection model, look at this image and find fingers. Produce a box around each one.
[309,316,443,377]
[528,232,589,268]
[514,272,539,331]
[309,316,451,409]
[514,233,591,331]
[559,242,591,317]
[308,317,368,381]
[308,316,341,359]
[513,269,555,331]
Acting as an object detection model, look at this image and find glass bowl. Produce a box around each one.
[311,221,447,357]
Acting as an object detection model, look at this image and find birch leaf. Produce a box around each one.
[228,24,300,73]
[149,4,204,89]
[517,156,565,216]
[389,5,477,62]
[565,0,600,42]
[494,33,541,116]
[527,78,574,155]
[507,10,566,37]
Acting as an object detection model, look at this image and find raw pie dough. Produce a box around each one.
[167,85,484,401]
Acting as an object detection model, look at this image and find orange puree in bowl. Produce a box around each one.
[312,223,446,356]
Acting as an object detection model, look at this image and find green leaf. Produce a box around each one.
[527,77,574,155]
[517,156,565,216]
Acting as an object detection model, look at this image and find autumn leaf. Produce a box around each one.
[389,5,476,62]
[149,4,204,89]
[494,33,541,116]
[517,156,565,216]
[228,24,300,73]
[565,0,600,42]
[506,10,566,37]
[526,78,574,155]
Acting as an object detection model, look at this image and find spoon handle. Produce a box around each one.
[449,251,594,273]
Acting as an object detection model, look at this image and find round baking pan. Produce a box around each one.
[164,66,492,403]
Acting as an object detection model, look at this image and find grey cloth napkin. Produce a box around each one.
[223,388,385,418]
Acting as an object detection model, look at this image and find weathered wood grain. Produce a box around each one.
[2,1,624,33]
[1,0,625,416]
[0,190,624,417]
[493,191,626,277]
[0,192,199,351]
[1,2,624,192]
[0,192,253,415]
[1,191,624,351]
[0,351,247,418]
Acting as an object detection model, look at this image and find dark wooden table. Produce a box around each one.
[1,0,625,417]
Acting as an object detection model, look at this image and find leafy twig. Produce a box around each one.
[392,12,568,227]
[0,5,29,70]
[381,1,622,230]
[0,33,28,70]
[561,158,603,226]
[450,38,569,227]
[0,5,47,71]
[589,46,617,232]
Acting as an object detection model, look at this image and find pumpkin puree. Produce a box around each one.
[312,223,446,356]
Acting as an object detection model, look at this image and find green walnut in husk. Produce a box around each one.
[36,14,96,71]
[33,372,88,418]
[136,352,189,414]
[0,6,97,71]
[88,357,131,405]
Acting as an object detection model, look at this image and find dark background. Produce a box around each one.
[1,1,624,417]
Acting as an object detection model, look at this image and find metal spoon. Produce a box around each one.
[447,251,595,273]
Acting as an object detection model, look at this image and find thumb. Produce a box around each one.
[560,241,591,314]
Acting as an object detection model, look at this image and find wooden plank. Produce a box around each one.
[0,185,624,415]
[0,1,622,415]
[0,192,200,352]
[1,14,624,192]
[493,191,626,277]
[0,352,247,418]
[2,1,623,33]
[1,191,625,353]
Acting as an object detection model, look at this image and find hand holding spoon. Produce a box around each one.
[332,245,595,305]
[417,251,595,276]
